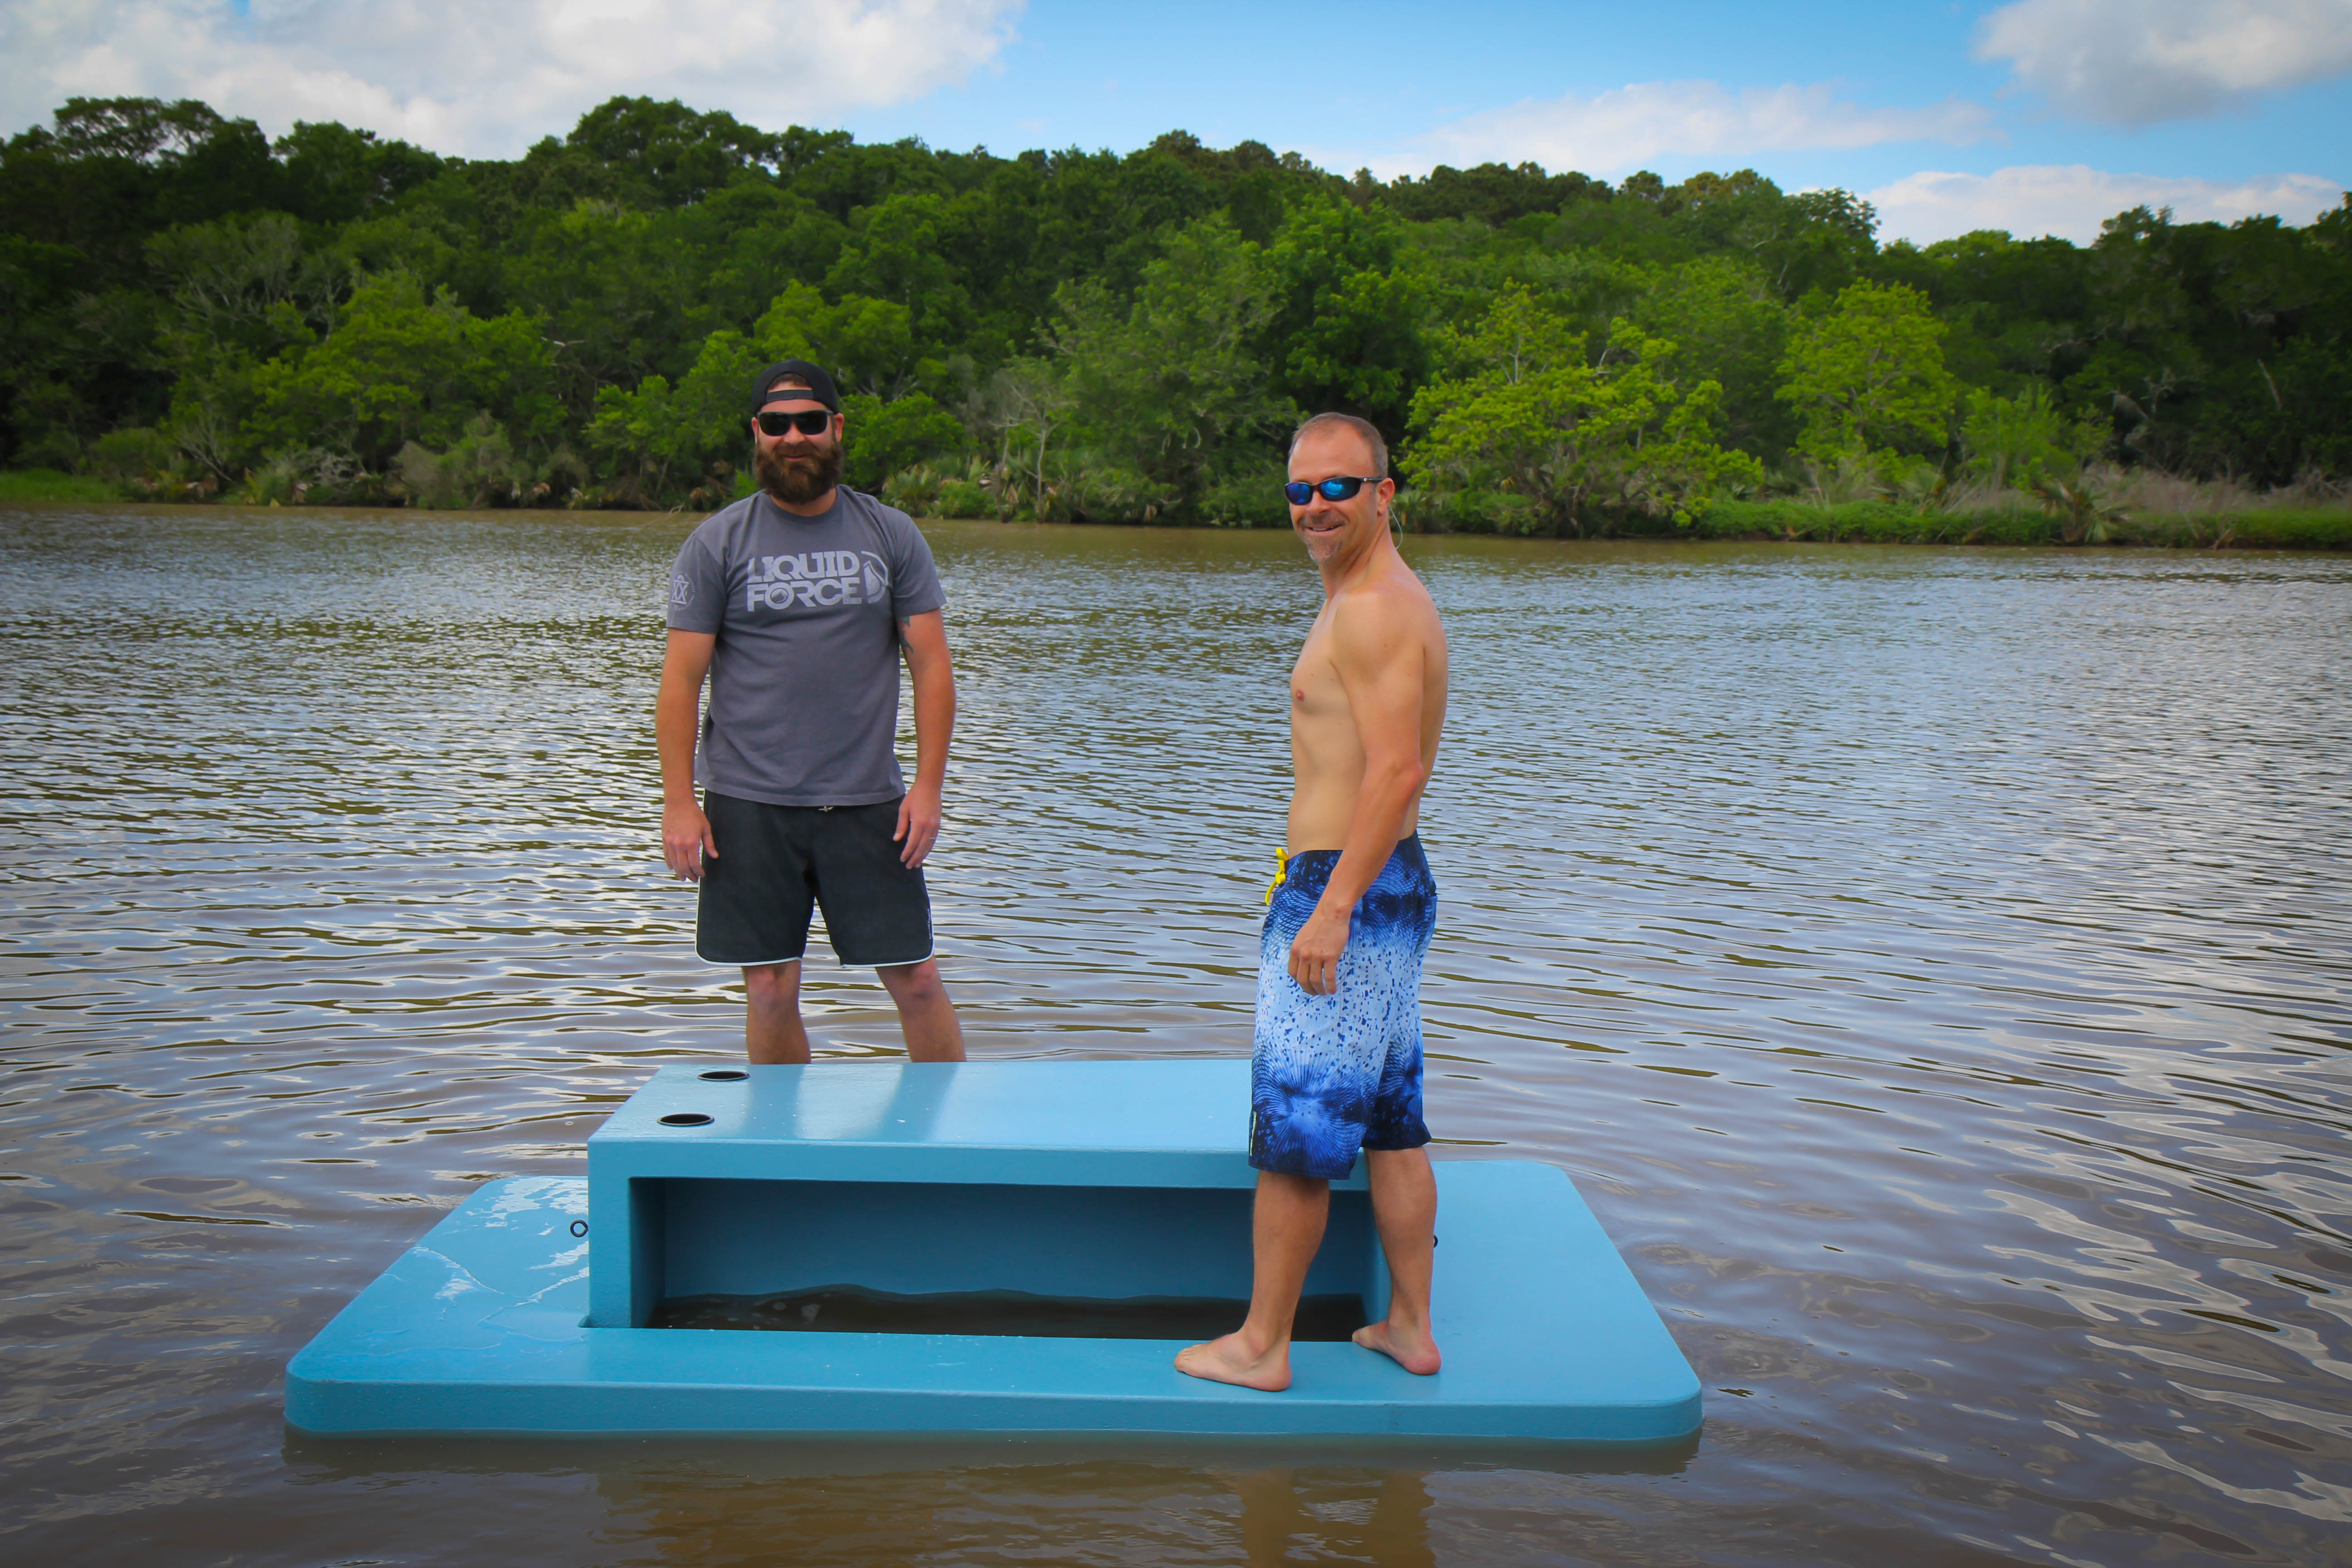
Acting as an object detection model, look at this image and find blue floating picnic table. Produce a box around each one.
[284,1059,1702,1442]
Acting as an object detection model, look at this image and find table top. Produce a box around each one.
[587,1058,1336,1189]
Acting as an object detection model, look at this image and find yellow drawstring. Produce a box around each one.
[1264,848,1288,906]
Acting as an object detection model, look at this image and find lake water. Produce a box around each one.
[3,505,2348,1567]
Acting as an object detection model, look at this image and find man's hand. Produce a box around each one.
[663,799,718,881]
[894,782,943,868]
[1287,900,1351,995]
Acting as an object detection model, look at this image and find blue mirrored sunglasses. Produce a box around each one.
[1284,475,1382,505]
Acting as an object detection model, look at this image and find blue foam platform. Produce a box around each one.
[285,1060,1701,1442]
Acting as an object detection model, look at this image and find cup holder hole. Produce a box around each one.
[696,1070,748,1082]
[658,1112,715,1127]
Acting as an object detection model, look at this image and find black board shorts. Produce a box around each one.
[696,792,933,968]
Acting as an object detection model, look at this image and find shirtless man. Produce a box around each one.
[1177,412,1448,1392]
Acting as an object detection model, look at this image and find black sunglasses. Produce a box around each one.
[756,409,833,437]
[1285,475,1382,505]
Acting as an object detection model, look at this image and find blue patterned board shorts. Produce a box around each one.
[1250,836,1437,1180]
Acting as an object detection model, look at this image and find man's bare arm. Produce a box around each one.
[895,610,955,868]
[657,629,718,881]
[1286,594,1430,996]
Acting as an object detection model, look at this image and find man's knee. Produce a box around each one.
[1257,1169,1331,1205]
[743,962,800,1004]
[877,957,947,1005]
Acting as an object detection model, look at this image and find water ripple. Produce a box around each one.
[2,506,2347,1566]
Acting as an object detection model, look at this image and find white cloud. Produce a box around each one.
[1402,80,1995,178]
[1867,165,2345,244]
[1976,0,2352,124]
[0,0,1022,157]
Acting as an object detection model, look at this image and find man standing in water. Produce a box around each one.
[1178,412,1448,1391]
[656,360,965,1064]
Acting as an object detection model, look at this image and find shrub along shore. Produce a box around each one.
[4,464,2345,551]
[1643,500,2352,550]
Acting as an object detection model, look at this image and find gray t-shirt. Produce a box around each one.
[666,489,946,807]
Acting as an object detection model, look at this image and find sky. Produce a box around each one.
[2,0,2347,245]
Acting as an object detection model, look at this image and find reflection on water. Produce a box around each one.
[274,1435,1690,1567]
[2,504,2348,1566]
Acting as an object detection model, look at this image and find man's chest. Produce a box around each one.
[731,545,894,622]
[1290,628,1348,723]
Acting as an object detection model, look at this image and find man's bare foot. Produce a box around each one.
[1353,1318,1441,1375]
[1175,1332,1291,1391]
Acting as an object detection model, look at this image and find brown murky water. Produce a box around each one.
[3,505,2348,1567]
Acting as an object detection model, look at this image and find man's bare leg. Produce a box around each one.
[1354,1147,1441,1374]
[1176,1171,1328,1391]
[743,961,811,1064]
[876,957,966,1062]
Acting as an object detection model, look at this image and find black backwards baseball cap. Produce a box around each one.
[751,359,841,414]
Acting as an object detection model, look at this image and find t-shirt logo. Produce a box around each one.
[670,572,692,604]
[745,550,890,612]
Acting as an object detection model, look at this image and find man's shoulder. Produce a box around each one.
[680,493,765,556]
[1326,561,1441,651]
[838,488,924,543]
[1331,557,1438,619]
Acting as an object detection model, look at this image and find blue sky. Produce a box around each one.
[863,1,2348,191]
[3,0,2347,242]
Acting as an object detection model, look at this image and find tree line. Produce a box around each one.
[3,94,2347,531]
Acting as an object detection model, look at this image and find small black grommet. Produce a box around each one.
[569,1220,588,1237]
[697,1069,748,1082]
[658,1112,714,1127]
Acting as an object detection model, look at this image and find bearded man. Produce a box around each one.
[655,360,965,1063]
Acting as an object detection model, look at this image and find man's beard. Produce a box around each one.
[755,440,842,505]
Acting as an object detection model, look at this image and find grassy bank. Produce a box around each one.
[10,465,2350,551]
[0,468,124,503]
[1656,500,2352,550]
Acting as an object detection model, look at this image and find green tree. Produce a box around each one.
[588,322,966,500]
[274,120,445,225]
[823,191,970,356]
[585,373,702,497]
[1257,194,1431,438]
[1714,184,1879,302]
[7,88,2348,505]
[753,282,929,398]
[686,181,846,332]
[1632,256,1794,460]
[1776,279,1957,463]
[962,357,1074,507]
[1406,285,1761,533]
[245,274,557,467]
[1050,216,1296,519]
[503,198,699,394]
[148,212,345,359]
[1959,385,2104,490]
[586,326,761,495]
[559,97,783,208]
[839,392,965,491]
[1380,161,1610,225]
[140,215,352,478]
